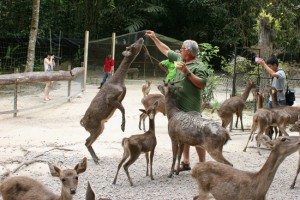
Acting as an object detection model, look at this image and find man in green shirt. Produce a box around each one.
[145,30,208,171]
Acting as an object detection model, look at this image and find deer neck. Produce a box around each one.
[59,189,73,200]
[270,90,280,107]
[257,94,263,109]
[110,59,132,84]
[254,149,286,195]
[165,92,181,120]
[241,84,253,101]
[148,116,155,133]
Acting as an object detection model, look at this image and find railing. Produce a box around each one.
[0,67,84,117]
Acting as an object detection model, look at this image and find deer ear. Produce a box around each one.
[74,157,87,174]
[48,163,61,177]
[266,140,275,149]
[139,109,146,113]
[86,181,95,200]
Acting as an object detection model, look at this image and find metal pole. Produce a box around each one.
[111,32,116,60]
[230,46,238,131]
[13,84,18,117]
[67,65,71,102]
[111,32,116,76]
[83,31,89,91]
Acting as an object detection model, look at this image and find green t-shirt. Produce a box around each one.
[168,50,208,112]
[160,59,176,81]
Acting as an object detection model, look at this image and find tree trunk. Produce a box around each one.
[252,16,275,92]
[25,0,40,72]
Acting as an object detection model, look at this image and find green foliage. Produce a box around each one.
[198,43,222,103]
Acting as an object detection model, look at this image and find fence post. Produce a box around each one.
[83,31,89,91]
[13,83,18,117]
[67,65,71,102]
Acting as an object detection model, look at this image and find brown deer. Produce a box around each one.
[80,38,144,163]
[243,92,291,155]
[289,116,300,189]
[192,136,300,200]
[139,93,165,131]
[158,82,232,178]
[142,80,152,97]
[218,80,256,131]
[0,157,87,200]
[113,101,159,186]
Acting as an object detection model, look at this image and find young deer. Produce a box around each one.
[113,101,159,186]
[192,136,300,200]
[80,38,144,164]
[244,91,291,155]
[142,80,152,97]
[139,93,165,131]
[218,80,256,131]
[158,82,232,178]
[0,157,87,200]
[289,116,300,189]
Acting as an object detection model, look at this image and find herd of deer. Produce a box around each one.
[0,38,299,200]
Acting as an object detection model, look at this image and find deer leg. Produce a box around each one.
[208,147,232,166]
[235,114,239,128]
[138,113,143,130]
[255,133,263,156]
[143,114,146,131]
[145,152,149,176]
[149,149,155,180]
[277,124,289,136]
[110,101,126,132]
[85,123,105,164]
[290,151,300,189]
[243,130,255,152]
[175,143,184,175]
[123,153,140,186]
[113,150,130,184]
[138,112,147,131]
[240,112,244,132]
[168,141,178,178]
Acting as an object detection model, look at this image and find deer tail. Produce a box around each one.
[122,138,129,147]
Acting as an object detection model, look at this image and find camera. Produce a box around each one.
[53,55,62,60]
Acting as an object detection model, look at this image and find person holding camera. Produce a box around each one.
[43,52,55,101]
[256,56,286,107]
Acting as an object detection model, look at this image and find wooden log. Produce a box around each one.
[0,67,84,86]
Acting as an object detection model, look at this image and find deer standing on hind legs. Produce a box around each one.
[113,101,159,186]
[0,157,87,200]
[80,38,144,164]
[218,80,256,131]
[192,136,300,200]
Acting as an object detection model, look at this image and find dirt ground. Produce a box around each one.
[0,80,300,200]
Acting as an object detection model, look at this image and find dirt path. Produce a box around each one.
[0,81,299,200]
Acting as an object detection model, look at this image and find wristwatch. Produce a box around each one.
[186,72,192,77]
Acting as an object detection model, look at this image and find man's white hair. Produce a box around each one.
[183,40,199,57]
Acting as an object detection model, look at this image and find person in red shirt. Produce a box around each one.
[99,54,114,89]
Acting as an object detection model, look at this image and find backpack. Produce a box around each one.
[286,86,295,106]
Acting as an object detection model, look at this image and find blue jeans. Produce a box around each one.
[101,71,112,85]
[267,99,286,108]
